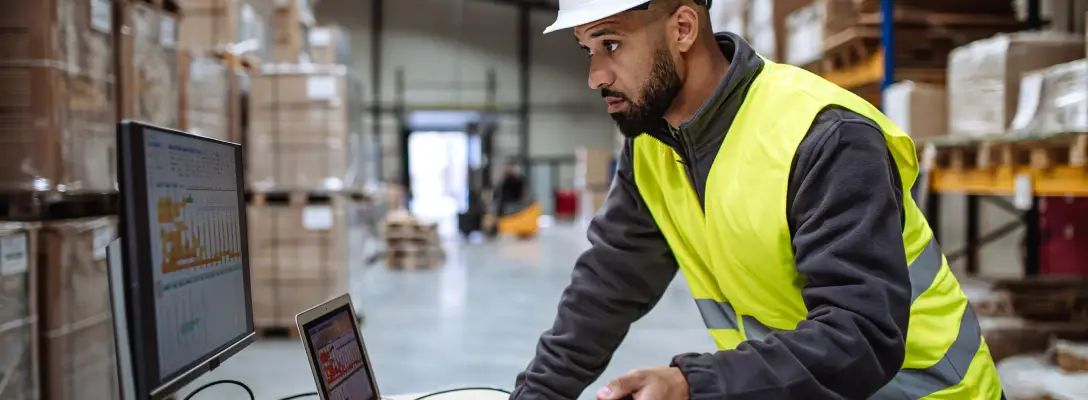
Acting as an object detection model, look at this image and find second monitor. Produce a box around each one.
[110,121,256,400]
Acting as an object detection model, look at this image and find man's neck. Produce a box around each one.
[664,40,730,128]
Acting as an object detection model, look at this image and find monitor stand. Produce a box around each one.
[107,239,139,400]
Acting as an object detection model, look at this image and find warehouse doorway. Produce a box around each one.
[407,131,470,237]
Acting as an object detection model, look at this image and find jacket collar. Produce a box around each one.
[647,32,764,153]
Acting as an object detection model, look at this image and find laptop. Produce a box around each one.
[297,294,382,400]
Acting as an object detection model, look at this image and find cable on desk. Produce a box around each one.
[276,393,319,400]
[406,387,512,400]
[182,380,256,400]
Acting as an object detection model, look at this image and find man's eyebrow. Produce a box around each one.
[590,28,622,38]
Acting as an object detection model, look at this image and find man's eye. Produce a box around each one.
[605,41,619,52]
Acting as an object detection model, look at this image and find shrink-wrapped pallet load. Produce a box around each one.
[947,32,1083,137]
[118,1,181,128]
[0,0,117,193]
[37,217,119,400]
[0,223,38,399]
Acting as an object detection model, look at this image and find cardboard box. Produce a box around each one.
[180,51,233,141]
[41,317,119,400]
[0,0,117,193]
[36,217,118,400]
[247,201,349,282]
[883,81,948,140]
[1009,59,1088,135]
[0,223,39,400]
[118,2,181,128]
[574,147,614,191]
[947,32,1084,137]
[180,0,269,59]
[309,25,349,65]
[247,65,355,191]
[38,217,117,333]
[272,0,315,62]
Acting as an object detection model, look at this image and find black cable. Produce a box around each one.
[276,393,319,400]
[409,387,512,400]
[182,380,255,400]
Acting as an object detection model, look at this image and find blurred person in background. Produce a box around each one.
[510,0,1004,399]
[496,163,527,216]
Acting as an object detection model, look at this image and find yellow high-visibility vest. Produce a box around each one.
[631,60,1002,398]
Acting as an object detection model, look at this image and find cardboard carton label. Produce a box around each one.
[161,16,177,48]
[1014,174,1034,211]
[91,0,112,34]
[303,206,334,230]
[310,28,331,46]
[94,225,116,261]
[0,233,28,276]
[306,76,337,99]
[1010,73,1044,131]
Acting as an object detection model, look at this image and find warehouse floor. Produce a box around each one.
[179,223,713,400]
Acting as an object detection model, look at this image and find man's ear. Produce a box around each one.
[672,5,700,53]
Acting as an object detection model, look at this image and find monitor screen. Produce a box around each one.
[303,305,377,400]
[114,121,254,399]
[143,128,250,380]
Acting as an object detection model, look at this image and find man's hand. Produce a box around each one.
[596,366,690,400]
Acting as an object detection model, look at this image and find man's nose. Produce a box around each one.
[587,59,614,90]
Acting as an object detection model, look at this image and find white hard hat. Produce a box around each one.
[543,0,650,34]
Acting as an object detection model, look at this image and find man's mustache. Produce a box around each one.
[600,88,629,102]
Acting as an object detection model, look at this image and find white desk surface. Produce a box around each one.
[386,390,509,400]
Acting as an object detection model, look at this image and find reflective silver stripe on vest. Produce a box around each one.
[908,238,943,304]
[871,304,981,399]
[694,299,738,330]
[742,315,781,338]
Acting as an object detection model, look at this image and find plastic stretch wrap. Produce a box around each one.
[121,3,180,128]
[785,0,825,66]
[947,32,1083,137]
[1055,340,1088,373]
[180,0,271,59]
[998,355,1088,400]
[1010,59,1088,135]
[0,223,38,400]
[248,64,363,192]
[248,199,360,327]
[184,53,233,141]
[38,217,119,400]
[308,25,349,65]
[273,0,315,63]
[0,0,117,193]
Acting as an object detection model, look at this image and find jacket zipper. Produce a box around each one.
[649,128,704,210]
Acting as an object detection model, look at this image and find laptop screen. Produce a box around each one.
[303,305,377,400]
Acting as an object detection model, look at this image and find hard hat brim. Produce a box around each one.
[542,0,651,34]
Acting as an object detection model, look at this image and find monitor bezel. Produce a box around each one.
[117,120,256,399]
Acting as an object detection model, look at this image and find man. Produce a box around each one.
[511,0,1003,399]
[496,163,527,216]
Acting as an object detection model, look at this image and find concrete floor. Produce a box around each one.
[180,223,713,400]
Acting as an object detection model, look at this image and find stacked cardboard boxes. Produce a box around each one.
[0,0,118,193]
[37,217,119,400]
[248,197,356,327]
[947,32,1084,137]
[179,0,271,59]
[309,26,349,65]
[272,0,315,62]
[180,52,235,142]
[381,211,444,270]
[117,1,181,127]
[883,81,948,140]
[575,147,614,222]
[0,223,38,399]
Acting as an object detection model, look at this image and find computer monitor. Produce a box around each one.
[109,121,256,400]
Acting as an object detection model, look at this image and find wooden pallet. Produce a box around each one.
[247,191,337,206]
[991,277,1088,323]
[924,132,1088,172]
[0,192,118,221]
[386,250,443,271]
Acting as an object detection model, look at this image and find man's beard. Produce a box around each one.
[605,48,683,138]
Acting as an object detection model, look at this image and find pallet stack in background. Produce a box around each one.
[244,0,375,335]
[0,0,128,398]
[381,210,444,270]
[574,147,614,223]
